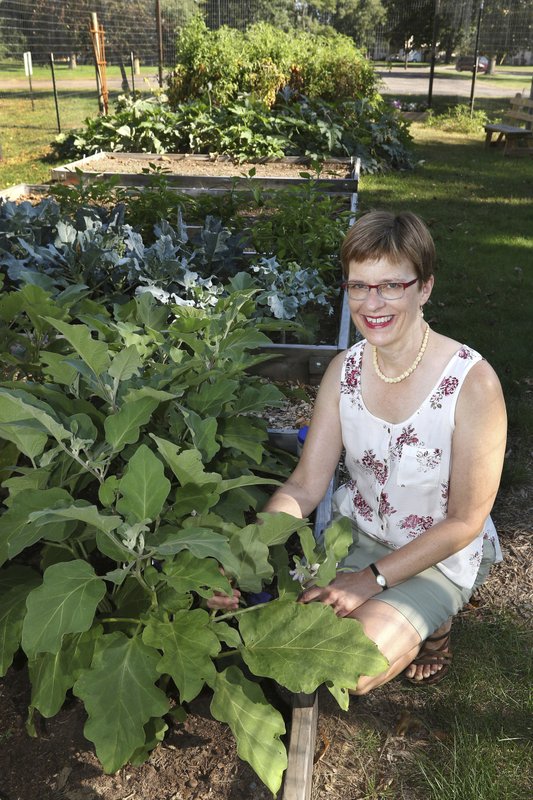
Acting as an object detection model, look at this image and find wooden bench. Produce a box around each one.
[484,96,533,156]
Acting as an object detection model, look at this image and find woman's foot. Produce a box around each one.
[403,619,452,684]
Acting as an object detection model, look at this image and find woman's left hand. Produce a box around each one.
[298,570,375,617]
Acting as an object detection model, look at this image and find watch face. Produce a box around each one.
[377,575,387,587]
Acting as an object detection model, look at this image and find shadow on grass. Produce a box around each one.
[405,613,532,800]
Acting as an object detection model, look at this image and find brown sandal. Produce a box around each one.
[404,629,452,686]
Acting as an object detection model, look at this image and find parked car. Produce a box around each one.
[393,50,423,63]
[455,55,489,73]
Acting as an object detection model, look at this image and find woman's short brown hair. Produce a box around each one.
[340,210,436,283]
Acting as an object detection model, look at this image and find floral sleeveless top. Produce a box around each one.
[332,340,502,589]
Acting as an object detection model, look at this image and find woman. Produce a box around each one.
[212,210,507,690]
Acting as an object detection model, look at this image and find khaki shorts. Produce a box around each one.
[338,524,496,641]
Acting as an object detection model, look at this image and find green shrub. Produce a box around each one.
[426,104,488,133]
[167,16,377,108]
[51,93,413,174]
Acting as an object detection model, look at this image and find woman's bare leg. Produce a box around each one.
[348,599,422,694]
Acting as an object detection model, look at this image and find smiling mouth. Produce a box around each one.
[363,315,393,326]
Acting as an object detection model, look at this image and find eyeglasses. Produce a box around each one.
[342,277,418,301]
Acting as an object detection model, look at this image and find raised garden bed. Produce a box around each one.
[2,158,360,384]
[3,160,359,384]
[0,183,49,201]
[50,153,360,196]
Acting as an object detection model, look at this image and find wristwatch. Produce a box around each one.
[368,562,388,590]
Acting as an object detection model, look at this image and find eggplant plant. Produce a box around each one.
[0,289,387,794]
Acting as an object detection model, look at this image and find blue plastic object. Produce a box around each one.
[297,425,309,446]
[297,425,309,455]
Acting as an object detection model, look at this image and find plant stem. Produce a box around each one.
[213,601,268,623]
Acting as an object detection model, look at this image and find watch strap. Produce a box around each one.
[368,562,388,589]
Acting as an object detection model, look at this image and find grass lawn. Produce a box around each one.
[0,61,158,81]
[0,89,127,186]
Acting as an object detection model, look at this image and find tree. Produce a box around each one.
[202,1,297,31]
[294,1,387,50]
[382,0,435,62]
[437,0,474,64]
[331,0,387,52]
[478,0,533,66]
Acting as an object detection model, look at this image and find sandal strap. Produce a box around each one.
[425,629,451,644]
[411,628,452,667]
[411,649,453,667]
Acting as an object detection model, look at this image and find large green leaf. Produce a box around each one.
[1,468,50,501]
[151,526,240,574]
[172,483,221,517]
[39,351,79,387]
[150,438,220,487]
[180,407,220,462]
[0,421,49,460]
[219,327,273,359]
[28,627,101,717]
[162,552,233,598]
[231,384,285,415]
[73,632,170,773]
[218,416,266,464]
[44,317,111,378]
[211,666,287,795]
[254,512,311,546]
[3,284,66,335]
[186,378,239,417]
[104,397,160,451]
[108,345,143,382]
[22,560,107,659]
[0,566,41,675]
[116,444,171,523]
[0,488,72,566]
[143,611,219,703]
[28,502,122,534]
[229,526,272,592]
[0,388,71,450]
[239,599,388,694]
[312,516,354,587]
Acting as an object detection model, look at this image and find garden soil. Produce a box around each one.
[55,155,353,180]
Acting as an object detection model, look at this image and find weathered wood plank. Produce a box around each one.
[281,692,319,800]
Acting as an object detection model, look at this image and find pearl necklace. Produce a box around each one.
[372,324,430,384]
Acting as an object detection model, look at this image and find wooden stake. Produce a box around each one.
[89,12,108,114]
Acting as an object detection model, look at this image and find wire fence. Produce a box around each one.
[1,0,531,139]
[1,0,531,67]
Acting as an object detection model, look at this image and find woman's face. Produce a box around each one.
[346,255,433,347]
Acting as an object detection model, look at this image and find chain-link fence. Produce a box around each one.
[1,0,531,68]
[1,0,531,140]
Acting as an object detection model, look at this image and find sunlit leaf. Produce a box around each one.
[239,599,388,694]
[211,666,287,795]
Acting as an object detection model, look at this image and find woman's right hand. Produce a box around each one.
[206,587,241,611]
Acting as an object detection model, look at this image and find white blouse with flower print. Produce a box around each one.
[332,340,502,589]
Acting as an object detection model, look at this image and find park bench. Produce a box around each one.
[484,95,533,156]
